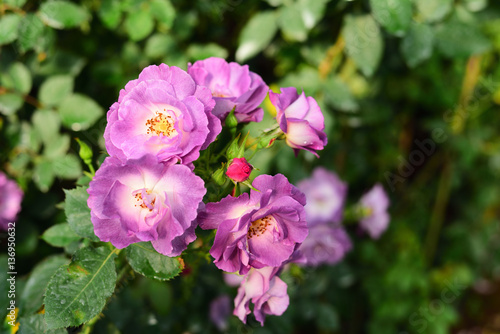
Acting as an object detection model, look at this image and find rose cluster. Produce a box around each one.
[295,167,391,267]
[87,57,329,325]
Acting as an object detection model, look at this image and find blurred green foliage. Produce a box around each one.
[1,0,500,333]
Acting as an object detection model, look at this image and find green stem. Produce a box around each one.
[424,161,453,265]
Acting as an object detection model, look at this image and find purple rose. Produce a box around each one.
[0,172,23,230]
[298,225,352,266]
[210,295,232,331]
[297,167,347,226]
[358,183,390,239]
[188,57,268,123]
[269,87,327,156]
[87,155,206,256]
[234,266,289,326]
[198,174,308,275]
[104,64,221,166]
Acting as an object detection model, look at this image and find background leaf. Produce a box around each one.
[370,0,412,36]
[64,187,99,241]
[39,75,74,107]
[401,22,434,68]
[39,1,90,29]
[236,11,278,62]
[0,14,22,45]
[42,224,81,248]
[19,255,70,315]
[58,93,104,131]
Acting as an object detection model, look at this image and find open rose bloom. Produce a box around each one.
[358,183,390,239]
[297,167,347,226]
[0,172,23,230]
[234,266,289,326]
[269,87,327,156]
[198,174,308,275]
[104,64,221,165]
[188,57,268,123]
[87,155,206,256]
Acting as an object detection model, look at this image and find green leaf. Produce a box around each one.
[278,5,308,42]
[39,75,74,107]
[343,15,384,77]
[18,314,67,334]
[236,11,278,62]
[4,0,27,6]
[145,34,176,59]
[297,0,329,29]
[126,242,184,281]
[463,0,487,12]
[2,62,32,94]
[187,43,228,61]
[370,0,412,36]
[64,186,99,241]
[44,246,118,329]
[150,0,176,28]
[36,50,86,76]
[401,22,434,68]
[124,10,155,41]
[33,160,55,193]
[98,0,122,29]
[20,255,70,315]
[43,134,70,159]
[32,109,61,145]
[39,1,90,29]
[0,14,22,45]
[435,17,492,58]
[17,14,45,53]
[42,224,81,248]
[0,93,23,115]
[323,77,358,112]
[19,121,41,152]
[58,93,104,131]
[415,0,453,23]
[52,154,83,179]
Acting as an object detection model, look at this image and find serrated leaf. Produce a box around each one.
[236,11,278,62]
[415,0,453,23]
[59,93,104,131]
[98,0,122,29]
[39,1,90,29]
[2,62,32,94]
[64,187,99,241]
[150,0,175,28]
[44,246,118,329]
[343,15,383,77]
[435,17,492,58]
[401,22,434,68]
[42,224,80,248]
[17,14,45,53]
[0,14,22,45]
[18,314,67,334]
[39,75,74,107]
[124,10,154,41]
[126,242,183,281]
[33,160,55,193]
[32,109,61,145]
[20,255,70,315]
[370,0,412,36]
[0,93,23,115]
[52,154,83,179]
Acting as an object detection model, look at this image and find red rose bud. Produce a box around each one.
[226,158,253,182]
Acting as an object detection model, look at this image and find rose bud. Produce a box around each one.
[226,157,253,183]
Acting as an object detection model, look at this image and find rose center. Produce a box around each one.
[247,215,274,239]
[133,189,156,212]
[145,110,177,137]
